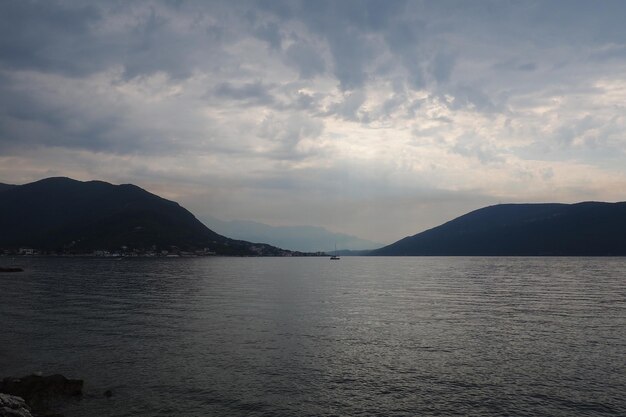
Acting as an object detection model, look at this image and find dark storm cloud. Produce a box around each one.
[0,0,101,76]
[0,70,208,157]
[253,21,283,50]
[430,52,455,84]
[261,0,410,90]
[268,0,450,92]
[214,81,276,106]
[326,28,373,90]
[0,1,243,81]
[3,0,626,87]
[285,39,326,79]
[381,19,426,89]
[119,7,197,80]
[0,0,623,141]
[0,1,510,121]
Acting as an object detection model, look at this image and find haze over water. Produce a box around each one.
[1,257,624,416]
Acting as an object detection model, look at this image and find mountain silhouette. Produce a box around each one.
[0,177,288,255]
[0,182,16,193]
[371,202,626,256]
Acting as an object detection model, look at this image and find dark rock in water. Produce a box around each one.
[0,268,23,273]
[0,393,33,417]
[0,375,82,416]
[0,374,83,399]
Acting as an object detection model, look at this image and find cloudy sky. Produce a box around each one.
[1,0,626,243]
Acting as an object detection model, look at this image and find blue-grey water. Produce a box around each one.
[0,257,624,416]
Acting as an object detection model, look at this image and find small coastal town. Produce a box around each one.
[1,246,326,258]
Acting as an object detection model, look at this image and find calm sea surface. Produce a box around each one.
[0,257,624,416]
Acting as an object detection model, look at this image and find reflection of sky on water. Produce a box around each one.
[0,257,624,416]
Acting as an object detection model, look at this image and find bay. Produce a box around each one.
[0,257,624,416]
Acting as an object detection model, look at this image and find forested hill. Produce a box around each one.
[0,177,289,255]
[371,202,626,256]
[0,183,16,193]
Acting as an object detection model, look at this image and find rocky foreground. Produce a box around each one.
[0,393,33,417]
[0,268,23,273]
[0,375,83,417]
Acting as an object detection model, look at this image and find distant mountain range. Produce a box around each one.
[371,202,626,256]
[202,216,382,253]
[3,178,625,257]
[0,177,292,256]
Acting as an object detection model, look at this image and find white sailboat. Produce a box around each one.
[330,242,340,260]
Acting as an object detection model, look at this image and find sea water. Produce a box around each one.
[0,256,624,416]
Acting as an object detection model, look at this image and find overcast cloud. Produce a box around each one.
[1,0,626,243]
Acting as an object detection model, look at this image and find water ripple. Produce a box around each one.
[0,256,624,416]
